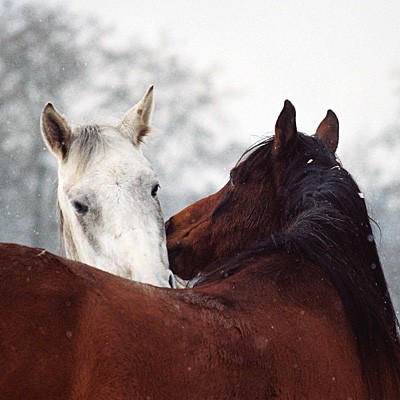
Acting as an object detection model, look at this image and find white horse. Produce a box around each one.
[41,86,177,288]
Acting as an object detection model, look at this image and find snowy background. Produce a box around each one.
[0,0,399,308]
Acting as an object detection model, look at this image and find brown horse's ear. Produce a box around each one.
[118,85,154,146]
[315,110,339,152]
[41,103,72,161]
[274,100,297,154]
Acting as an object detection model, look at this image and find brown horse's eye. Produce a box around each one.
[151,184,160,197]
[229,170,236,186]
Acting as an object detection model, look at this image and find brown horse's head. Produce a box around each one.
[166,100,339,279]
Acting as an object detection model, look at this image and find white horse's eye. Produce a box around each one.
[72,200,89,215]
[151,184,160,197]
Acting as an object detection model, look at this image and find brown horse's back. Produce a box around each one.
[1,243,379,399]
[71,255,366,399]
[75,254,369,399]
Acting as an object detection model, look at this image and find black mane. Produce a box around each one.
[278,134,400,393]
[195,133,400,395]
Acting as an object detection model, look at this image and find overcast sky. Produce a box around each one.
[46,0,400,157]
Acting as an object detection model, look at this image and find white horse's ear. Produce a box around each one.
[41,103,72,161]
[118,85,154,146]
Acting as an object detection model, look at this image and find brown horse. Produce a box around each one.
[167,101,400,398]
[1,101,399,399]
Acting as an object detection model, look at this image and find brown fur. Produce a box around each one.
[0,243,370,399]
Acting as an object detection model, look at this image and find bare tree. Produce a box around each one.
[0,1,94,249]
[0,1,242,252]
[81,40,243,217]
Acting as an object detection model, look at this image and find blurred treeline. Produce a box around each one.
[0,1,399,308]
[0,1,242,250]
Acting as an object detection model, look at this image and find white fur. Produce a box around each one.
[42,87,182,288]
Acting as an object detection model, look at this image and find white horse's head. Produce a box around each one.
[41,86,174,287]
